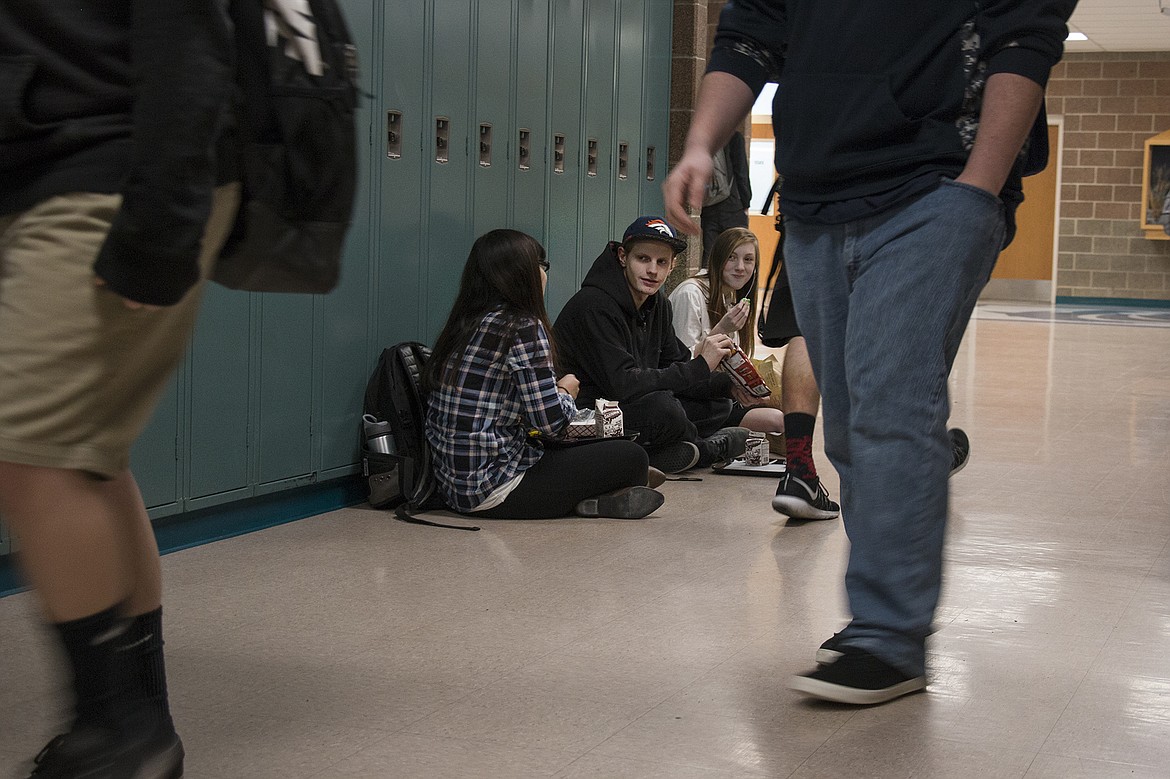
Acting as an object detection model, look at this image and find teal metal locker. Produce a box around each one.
[424,0,474,341]
[377,2,427,346]
[319,0,377,477]
[545,0,586,317]
[256,295,315,487]
[129,377,181,510]
[613,0,645,229]
[581,1,617,253]
[640,0,671,217]
[472,0,513,237]
[511,1,550,243]
[186,286,251,504]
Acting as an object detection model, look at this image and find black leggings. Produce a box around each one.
[474,439,649,519]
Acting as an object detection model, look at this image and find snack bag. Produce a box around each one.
[566,409,601,439]
[720,345,771,398]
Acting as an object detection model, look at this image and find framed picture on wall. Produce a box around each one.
[1141,129,1170,241]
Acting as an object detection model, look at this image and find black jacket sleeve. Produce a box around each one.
[706,0,787,93]
[980,0,1076,88]
[92,0,234,306]
[658,303,735,400]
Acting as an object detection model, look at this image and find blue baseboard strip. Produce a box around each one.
[1,476,367,599]
[1055,296,1170,309]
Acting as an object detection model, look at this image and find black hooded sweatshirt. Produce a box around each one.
[554,242,732,408]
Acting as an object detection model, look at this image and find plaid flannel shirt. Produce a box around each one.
[425,310,577,512]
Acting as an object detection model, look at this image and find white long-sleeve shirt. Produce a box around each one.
[668,272,740,356]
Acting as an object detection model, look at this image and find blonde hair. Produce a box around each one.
[704,227,759,356]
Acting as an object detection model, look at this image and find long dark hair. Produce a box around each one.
[704,227,759,357]
[426,229,555,391]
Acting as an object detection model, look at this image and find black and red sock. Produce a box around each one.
[784,412,819,485]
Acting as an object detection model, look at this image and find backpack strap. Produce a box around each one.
[393,504,480,531]
[761,217,785,296]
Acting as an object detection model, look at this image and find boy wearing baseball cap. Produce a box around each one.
[553,216,750,473]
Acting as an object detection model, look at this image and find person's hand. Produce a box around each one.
[730,383,764,408]
[697,333,735,372]
[712,298,750,336]
[94,276,160,311]
[662,146,713,235]
[556,373,580,399]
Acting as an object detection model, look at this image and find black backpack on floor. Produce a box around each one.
[362,343,479,531]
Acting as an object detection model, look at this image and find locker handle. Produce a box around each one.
[479,123,492,167]
[518,128,531,171]
[645,145,656,181]
[587,139,598,178]
[553,133,566,174]
[618,142,629,180]
[435,117,449,164]
[386,110,402,160]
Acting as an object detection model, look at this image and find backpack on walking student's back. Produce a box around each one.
[214,0,359,294]
[703,144,734,207]
[362,343,479,531]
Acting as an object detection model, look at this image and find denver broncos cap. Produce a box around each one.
[621,216,688,254]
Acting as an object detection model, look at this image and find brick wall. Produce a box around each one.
[1047,52,1170,301]
[667,0,718,281]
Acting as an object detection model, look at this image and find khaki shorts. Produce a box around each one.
[0,184,240,478]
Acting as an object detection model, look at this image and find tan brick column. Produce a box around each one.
[668,0,724,285]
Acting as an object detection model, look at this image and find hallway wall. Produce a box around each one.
[1047,52,1170,302]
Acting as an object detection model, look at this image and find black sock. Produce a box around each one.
[119,608,174,734]
[53,605,130,730]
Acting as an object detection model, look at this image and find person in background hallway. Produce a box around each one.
[700,131,752,261]
[0,1,239,776]
[664,0,1075,705]
[425,229,665,520]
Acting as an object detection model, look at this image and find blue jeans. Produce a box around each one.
[784,179,1005,675]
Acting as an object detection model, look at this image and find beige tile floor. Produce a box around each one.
[1,303,1168,778]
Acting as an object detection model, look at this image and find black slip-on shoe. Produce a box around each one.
[29,725,184,779]
[647,441,700,474]
[789,648,926,705]
[949,427,970,477]
[816,632,846,665]
[575,486,665,519]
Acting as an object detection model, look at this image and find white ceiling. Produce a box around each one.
[1065,0,1170,52]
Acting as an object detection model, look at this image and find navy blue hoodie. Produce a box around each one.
[709,0,1076,244]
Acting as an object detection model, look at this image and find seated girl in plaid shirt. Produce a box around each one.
[424,229,665,519]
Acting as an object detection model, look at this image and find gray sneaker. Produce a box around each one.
[701,426,752,468]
